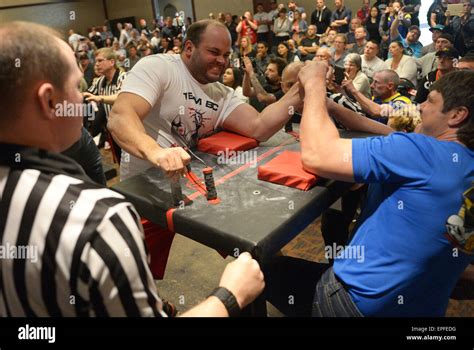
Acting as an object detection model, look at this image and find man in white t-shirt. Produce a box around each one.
[109,20,303,180]
[360,40,386,80]
[254,3,271,43]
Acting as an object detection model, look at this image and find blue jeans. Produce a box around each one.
[264,256,363,317]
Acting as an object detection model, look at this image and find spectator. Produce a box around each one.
[311,0,332,35]
[236,11,258,45]
[446,0,474,56]
[348,26,367,54]
[254,41,272,77]
[126,46,140,71]
[224,13,238,47]
[365,6,382,43]
[243,56,286,105]
[150,29,161,48]
[344,53,371,98]
[415,47,459,104]
[288,1,306,17]
[403,0,422,26]
[161,17,180,40]
[254,3,271,43]
[361,40,386,79]
[291,10,308,42]
[384,41,417,85]
[422,24,445,56]
[319,28,337,48]
[112,39,126,58]
[346,18,362,46]
[390,15,423,58]
[357,0,371,24]
[239,36,256,59]
[417,33,454,79]
[430,0,449,27]
[330,0,352,33]
[68,29,83,51]
[298,25,320,61]
[222,67,248,103]
[273,8,291,46]
[343,69,412,123]
[373,0,389,13]
[331,34,348,68]
[78,52,95,88]
[276,41,300,63]
[156,37,171,54]
[456,52,474,70]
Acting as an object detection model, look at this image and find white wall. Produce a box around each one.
[157,0,194,20]
[193,0,254,20]
[0,0,105,35]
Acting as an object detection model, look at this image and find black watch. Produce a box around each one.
[209,287,241,317]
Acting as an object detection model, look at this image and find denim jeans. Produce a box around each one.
[264,256,363,317]
[312,267,363,317]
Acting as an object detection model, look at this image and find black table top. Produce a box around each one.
[112,130,377,262]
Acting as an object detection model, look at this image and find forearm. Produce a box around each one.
[242,72,255,97]
[327,98,393,135]
[102,94,119,105]
[180,297,228,317]
[252,83,302,141]
[301,86,340,170]
[249,73,269,96]
[390,16,400,39]
[351,89,382,117]
[108,108,162,161]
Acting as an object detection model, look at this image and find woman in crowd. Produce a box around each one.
[291,10,308,43]
[384,41,417,85]
[344,53,371,99]
[365,6,381,43]
[273,8,291,46]
[222,67,248,103]
[238,36,256,59]
[276,41,300,63]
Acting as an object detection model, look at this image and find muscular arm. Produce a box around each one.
[249,73,276,104]
[327,98,394,135]
[299,63,355,182]
[108,92,158,160]
[108,92,190,176]
[223,82,302,141]
[343,81,384,117]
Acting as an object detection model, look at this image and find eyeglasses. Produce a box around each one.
[95,58,110,63]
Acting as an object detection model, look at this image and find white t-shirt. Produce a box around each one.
[254,12,270,33]
[119,54,244,180]
[361,55,386,79]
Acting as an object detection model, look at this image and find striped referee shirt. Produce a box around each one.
[88,69,127,118]
[0,144,165,317]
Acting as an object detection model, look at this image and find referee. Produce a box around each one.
[0,21,264,317]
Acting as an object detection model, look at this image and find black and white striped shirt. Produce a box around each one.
[88,69,127,118]
[0,145,165,317]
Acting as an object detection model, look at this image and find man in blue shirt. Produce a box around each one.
[390,16,423,58]
[330,0,352,33]
[264,63,474,317]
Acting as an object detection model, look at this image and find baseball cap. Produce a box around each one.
[438,33,455,44]
[436,47,460,59]
[429,24,445,32]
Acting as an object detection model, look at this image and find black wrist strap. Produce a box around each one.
[209,287,241,317]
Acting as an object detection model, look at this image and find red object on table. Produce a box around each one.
[197,131,259,155]
[257,151,318,191]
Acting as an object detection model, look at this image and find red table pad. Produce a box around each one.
[257,151,318,191]
[197,131,259,155]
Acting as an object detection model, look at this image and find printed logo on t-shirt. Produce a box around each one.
[445,185,474,254]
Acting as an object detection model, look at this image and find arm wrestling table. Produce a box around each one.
[112,129,377,316]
